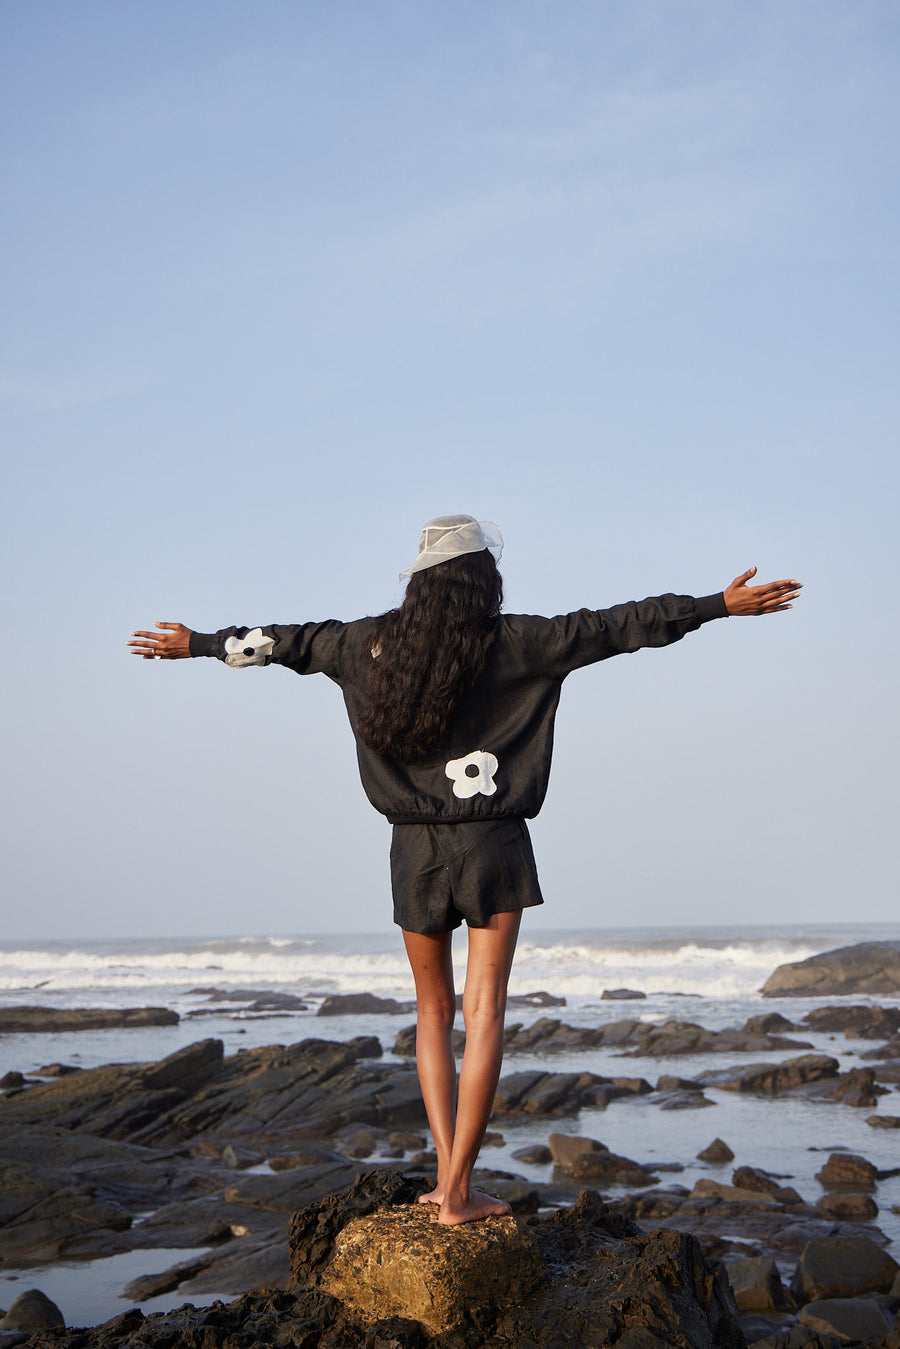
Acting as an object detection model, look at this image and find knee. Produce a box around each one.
[417,995,457,1031]
[461,988,505,1030]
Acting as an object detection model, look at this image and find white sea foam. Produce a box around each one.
[0,925,890,1004]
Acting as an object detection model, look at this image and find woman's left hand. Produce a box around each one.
[723,567,802,616]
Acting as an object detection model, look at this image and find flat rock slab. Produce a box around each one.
[0,1006,178,1033]
[761,939,900,997]
[319,1203,544,1333]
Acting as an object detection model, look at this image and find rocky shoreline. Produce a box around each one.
[2,941,900,1345]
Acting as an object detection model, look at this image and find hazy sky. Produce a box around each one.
[3,1,898,940]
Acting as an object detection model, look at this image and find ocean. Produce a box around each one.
[2,922,899,1327]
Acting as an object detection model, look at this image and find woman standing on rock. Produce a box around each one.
[130,515,800,1224]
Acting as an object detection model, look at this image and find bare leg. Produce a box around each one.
[439,909,521,1224]
[402,928,457,1205]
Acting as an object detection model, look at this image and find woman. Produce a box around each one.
[129,514,800,1224]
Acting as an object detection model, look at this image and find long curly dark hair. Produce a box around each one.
[354,549,503,762]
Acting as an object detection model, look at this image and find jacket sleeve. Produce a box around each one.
[188,620,352,680]
[528,592,728,679]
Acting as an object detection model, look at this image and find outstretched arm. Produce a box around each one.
[723,567,801,616]
[128,622,194,659]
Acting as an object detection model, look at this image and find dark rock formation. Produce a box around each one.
[15,1179,747,1348]
[392,1013,813,1060]
[0,1006,178,1033]
[696,1054,882,1106]
[761,940,900,997]
[189,987,309,1011]
[316,992,412,1016]
[801,1003,900,1039]
[620,1019,813,1057]
[601,986,646,999]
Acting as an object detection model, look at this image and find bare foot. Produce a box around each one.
[418,1185,443,1206]
[437,1189,512,1225]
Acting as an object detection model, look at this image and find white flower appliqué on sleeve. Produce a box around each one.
[445,749,499,800]
[224,628,276,668]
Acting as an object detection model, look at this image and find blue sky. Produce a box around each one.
[3,1,898,939]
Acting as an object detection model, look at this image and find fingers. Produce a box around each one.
[733,565,757,586]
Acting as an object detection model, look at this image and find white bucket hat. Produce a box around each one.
[399,514,503,581]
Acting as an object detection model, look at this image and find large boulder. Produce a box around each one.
[0,1289,65,1332]
[798,1296,897,1342]
[815,1152,878,1189]
[790,1235,899,1301]
[724,1255,791,1312]
[319,1204,544,1333]
[761,940,900,997]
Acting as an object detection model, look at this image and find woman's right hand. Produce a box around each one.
[128,621,194,659]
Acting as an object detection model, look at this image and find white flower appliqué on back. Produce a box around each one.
[224,628,276,668]
[445,749,499,800]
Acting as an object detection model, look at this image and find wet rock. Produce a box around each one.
[1,1036,429,1148]
[601,987,646,1000]
[34,1064,81,1078]
[140,1038,224,1091]
[814,1192,879,1221]
[387,1130,427,1151]
[0,1290,65,1332]
[815,1152,878,1189]
[317,993,412,1016]
[733,1166,791,1195]
[0,1072,25,1090]
[791,1235,899,1300]
[547,1132,606,1168]
[622,1020,812,1057]
[319,1203,545,1333]
[743,1012,797,1035]
[658,1088,716,1110]
[658,1074,705,1092]
[506,990,566,1007]
[512,1143,553,1163]
[393,1023,466,1056]
[692,1181,781,1208]
[868,1113,900,1128]
[0,1006,178,1032]
[569,1151,659,1188]
[345,1035,382,1058]
[724,1255,791,1312]
[493,1069,610,1115]
[761,940,900,997]
[801,1003,900,1039]
[198,987,310,1011]
[698,1137,735,1162]
[798,1295,897,1342]
[698,1053,841,1095]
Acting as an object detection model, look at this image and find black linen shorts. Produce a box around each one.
[390,818,545,934]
